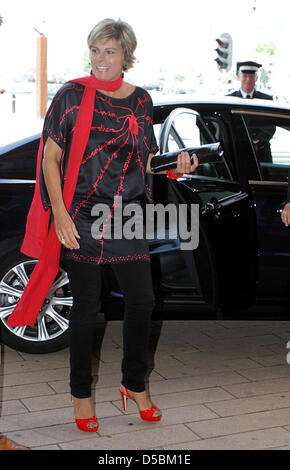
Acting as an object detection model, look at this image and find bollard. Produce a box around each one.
[12,93,16,113]
[36,35,48,118]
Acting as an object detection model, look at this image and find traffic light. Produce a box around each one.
[215,33,232,72]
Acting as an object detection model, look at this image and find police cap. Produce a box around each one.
[236,61,262,75]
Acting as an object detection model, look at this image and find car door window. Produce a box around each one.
[157,112,231,181]
[243,114,290,182]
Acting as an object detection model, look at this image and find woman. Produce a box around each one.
[10,18,198,432]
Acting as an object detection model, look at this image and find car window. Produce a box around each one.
[155,113,231,181]
[153,123,162,146]
[243,114,290,182]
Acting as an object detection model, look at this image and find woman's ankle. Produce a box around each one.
[72,396,94,419]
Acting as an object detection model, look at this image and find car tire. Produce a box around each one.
[0,249,71,354]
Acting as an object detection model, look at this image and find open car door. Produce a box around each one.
[149,107,258,315]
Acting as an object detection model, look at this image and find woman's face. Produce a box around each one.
[90,38,124,82]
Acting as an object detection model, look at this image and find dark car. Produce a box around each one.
[1,96,290,353]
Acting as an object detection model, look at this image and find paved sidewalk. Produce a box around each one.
[1,318,290,450]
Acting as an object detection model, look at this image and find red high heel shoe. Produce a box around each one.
[71,395,99,433]
[119,385,162,422]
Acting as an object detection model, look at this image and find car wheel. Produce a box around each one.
[0,250,72,353]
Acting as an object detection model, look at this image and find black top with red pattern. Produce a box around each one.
[41,82,158,265]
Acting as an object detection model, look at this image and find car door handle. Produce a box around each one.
[204,201,221,220]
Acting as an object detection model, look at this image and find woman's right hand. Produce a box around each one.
[43,137,80,250]
[281,203,290,227]
[53,207,80,250]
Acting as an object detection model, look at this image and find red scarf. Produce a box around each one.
[7,74,123,327]
[91,73,123,91]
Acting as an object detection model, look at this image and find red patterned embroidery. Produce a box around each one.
[49,88,157,266]
[62,251,150,265]
[48,83,82,117]
[59,105,79,126]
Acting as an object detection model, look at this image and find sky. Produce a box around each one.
[1,0,290,93]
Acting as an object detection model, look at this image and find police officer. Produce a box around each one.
[228,61,273,100]
[227,61,274,165]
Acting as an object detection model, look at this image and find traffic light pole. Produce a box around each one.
[215,33,233,72]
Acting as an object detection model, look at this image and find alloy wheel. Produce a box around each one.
[0,260,72,343]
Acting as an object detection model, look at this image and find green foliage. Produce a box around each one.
[260,68,269,87]
[174,74,185,83]
[197,73,204,85]
[255,42,276,56]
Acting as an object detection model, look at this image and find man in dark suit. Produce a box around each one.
[227,61,274,165]
[227,61,273,100]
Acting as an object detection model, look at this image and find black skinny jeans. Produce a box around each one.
[63,259,155,398]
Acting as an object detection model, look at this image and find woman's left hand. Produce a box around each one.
[174,152,199,176]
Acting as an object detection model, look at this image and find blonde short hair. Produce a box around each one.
[87,18,137,71]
